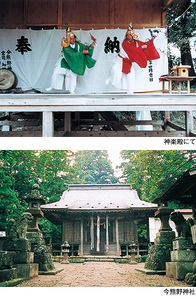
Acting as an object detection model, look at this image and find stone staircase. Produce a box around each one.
[53,255,131,263]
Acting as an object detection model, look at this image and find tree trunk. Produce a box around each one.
[180,42,196,77]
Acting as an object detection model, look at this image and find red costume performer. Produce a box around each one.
[106,23,161,131]
[121,37,160,74]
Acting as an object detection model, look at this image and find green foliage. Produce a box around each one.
[0,150,118,241]
[74,150,119,184]
[120,150,196,206]
[38,218,62,244]
[165,0,196,77]
[0,150,78,232]
[137,224,147,242]
[31,150,78,203]
[166,1,196,50]
[0,169,25,230]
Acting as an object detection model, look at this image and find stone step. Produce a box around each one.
[85,258,115,262]
[53,255,132,263]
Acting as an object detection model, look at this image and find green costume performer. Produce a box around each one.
[46,27,96,93]
[61,42,96,76]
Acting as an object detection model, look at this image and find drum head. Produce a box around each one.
[0,69,17,90]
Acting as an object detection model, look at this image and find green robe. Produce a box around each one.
[61,42,96,76]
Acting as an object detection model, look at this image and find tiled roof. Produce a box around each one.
[41,184,158,211]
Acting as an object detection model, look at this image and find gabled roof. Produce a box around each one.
[153,167,196,205]
[41,184,157,212]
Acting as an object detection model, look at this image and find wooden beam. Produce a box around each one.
[167,120,186,132]
[62,130,187,137]
[78,119,162,125]
[0,129,192,137]
[0,93,195,137]
[100,111,128,131]
[164,0,174,6]
[1,94,196,112]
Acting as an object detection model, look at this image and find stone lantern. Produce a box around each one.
[24,184,46,232]
[24,184,55,272]
[61,241,70,264]
[129,240,137,264]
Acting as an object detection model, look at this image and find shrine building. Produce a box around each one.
[41,184,158,256]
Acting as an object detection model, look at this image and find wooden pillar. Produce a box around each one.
[164,111,170,132]
[80,219,83,255]
[64,112,71,133]
[134,220,139,256]
[109,0,115,29]
[185,111,193,137]
[115,218,120,255]
[58,0,63,29]
[106,214,109,252]
[42,111,54,137]
[62,221,65,243]
[61,221,66,255]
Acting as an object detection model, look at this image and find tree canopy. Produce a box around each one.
[165,0,196,76]
[0,150,118,242]
[0,150,78,239]
[74,150,118,184]
[119,150,196,207]
[1,150,196,243]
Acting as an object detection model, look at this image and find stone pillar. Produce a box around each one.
[145,207,175,271]
[191,202,196,244]
[166,239,196,280]
[156,207,173,232]
[3,212,39,280]
[166,209,196,280]
[0,251,17,283]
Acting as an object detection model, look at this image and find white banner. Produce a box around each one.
[0,28,168,93]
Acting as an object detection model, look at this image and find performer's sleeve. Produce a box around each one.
[144,40,160,61]
[85,45,96,69]
[122,40,147,68]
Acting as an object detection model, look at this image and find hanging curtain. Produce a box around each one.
[0,28,167,93]
[97,214,100,252]
[91,215,94,250]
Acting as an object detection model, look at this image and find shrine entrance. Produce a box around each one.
[42,184,158,256]
[90,222,106,255]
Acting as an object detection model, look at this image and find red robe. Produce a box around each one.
[121,39,160,74]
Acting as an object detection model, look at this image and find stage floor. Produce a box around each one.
[0,93,196,112]
[0,93,196,137]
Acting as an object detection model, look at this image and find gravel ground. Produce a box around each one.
[18,262,191,288]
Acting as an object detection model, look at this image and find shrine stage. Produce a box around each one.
[0,93,196,137]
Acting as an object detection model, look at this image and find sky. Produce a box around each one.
[107,150,123,178]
